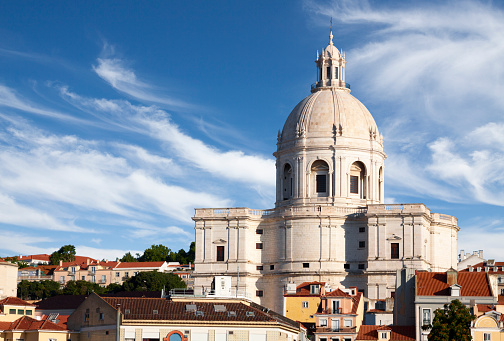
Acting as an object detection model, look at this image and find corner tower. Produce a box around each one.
[275,31,386,207]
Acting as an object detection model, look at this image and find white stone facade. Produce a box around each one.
[192,32,459,314]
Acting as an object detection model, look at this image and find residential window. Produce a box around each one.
[344,263,350,269]
[25,310,32,315]
[391,243,399,259]
[71,267,75,273]
[302,301,309,308]
[84,313,89,322]
[134,272,138,276]
[101,275,106,283]
[359,241,365,248]
[484,333,491,341]
[17,309,24,314]
[501,289,504,295]
[343,319,352,327]
[256,265,263,270]
[90,275,95,283]
[320,319,327,327]
[99,312,104,320]
[90,266,96,273]
[310,285,320,294]
[124,272,129,278]
[256,229,263,234]
[381,333,387,339]
[81,276,85,280]
[358,264,365,270]
[359,227,365,233]
[332,300,340,313]
[256,243,263,249]
[216,245,225,262]
[423,309,431,326]
[256,290,263,297]
[9,309,15,314]
[303,263,309,268]
[116,272,120,277]
[270,264,275,270]
[60,276,65,283]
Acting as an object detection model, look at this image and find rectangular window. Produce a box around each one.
[320,319,327,327]
[25,310,32,315]
[334,67,339,79]
[60,276,65,283]
[310,285,320,295]
[71,267,75,273]
[484,333,491,341]
[216,246,225,261]
[256,243,263,249]
[358,264,365,270]
[381,333,387,339]
[17,309,24,314]
[359,241,366,248]
[303,263,309,268]
[344,263,350,269]
[350,175,358,194]
[9,309,15,314]
[359,227,365,233]
[331,319,340,331]
[84,313,89,322]
[124,272,129,278]
[501,288,504,295]
[302,301,309,308]
[101,275,106,283]
[391,243,400,259]
[326,66,331,79]
[256,229,263,234]
[90,267,96,273]
[99,312,104,320]
[316,174,327,193]
[256,265,263,270]
[344,319,352,327]
[90,275,95,283]
[115,272,120,277]
[270,264,275,270]
[256,290,263,297]
[423,309,431,326]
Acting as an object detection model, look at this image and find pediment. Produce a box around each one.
[387,234,402,241]
[213,239,227,244]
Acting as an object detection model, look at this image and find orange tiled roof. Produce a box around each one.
[357,325,415,341]
[18,254,51,262]
[351,292,362,314]
[0,321,11,330]
[325,288,352,297]
[416,272,491,296]
[43,314,69,328]
[5,316,67,331]
[285,282,325,296]
[0,297,36,307]
[114,261,165,269]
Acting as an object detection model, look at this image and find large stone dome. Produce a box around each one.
[281,87,380,143]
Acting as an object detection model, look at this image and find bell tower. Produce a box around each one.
[315,30,347,89]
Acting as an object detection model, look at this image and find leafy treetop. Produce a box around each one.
[426,299,475,341]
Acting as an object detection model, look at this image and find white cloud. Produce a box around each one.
[0,230,55,256]
[75,245,141,262]
[93,57,193,109]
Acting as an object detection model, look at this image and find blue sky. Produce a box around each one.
[0,0,503,261]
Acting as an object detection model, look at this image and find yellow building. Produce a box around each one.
[0,315,78,341]
[284,282,326,328]
[0,297,36,322]
[472,311,504,341]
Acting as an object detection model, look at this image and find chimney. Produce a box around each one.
[447,268,457,286]
[59,260,63,266]
[87,258,90,265]
[479,250,484,258]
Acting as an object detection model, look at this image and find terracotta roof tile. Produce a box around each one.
[325,288,351,297]
[0,297,36,307]
[114,261,165,269]
[416,272,491,296]
[6,316,67,331]
[357,325,415,340]
[18,254,51,261]
[286,282,325,296]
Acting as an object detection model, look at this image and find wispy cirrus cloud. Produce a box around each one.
[306,0,504,206]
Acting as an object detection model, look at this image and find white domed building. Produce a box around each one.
[192,32,458,313]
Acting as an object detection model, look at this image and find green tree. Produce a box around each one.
[122,271,186,292]
[63,280,105,295]
[17,280,61,300]
[426,299,475,341]
[120,252,137,262]
[105,282,124,294]
[49,245,76,265]
[138,244,171,262]
[4,256,29,269]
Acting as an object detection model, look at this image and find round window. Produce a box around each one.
[169,334,182,341]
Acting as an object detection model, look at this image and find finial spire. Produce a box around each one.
[329,17,334,45]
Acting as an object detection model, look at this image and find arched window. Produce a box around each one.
[283,163,293,200]
[350,161,366,199]
[311,160,329,197]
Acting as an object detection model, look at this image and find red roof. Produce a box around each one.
[325,288,352,297]
[4,316,67,331]
[114,261,165,269]
[284,282,325,296]
[416,272,492,296]
[357,325,415,340]
[0,297,36,307]
[18,254,51,262]
[42,314,69,328]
